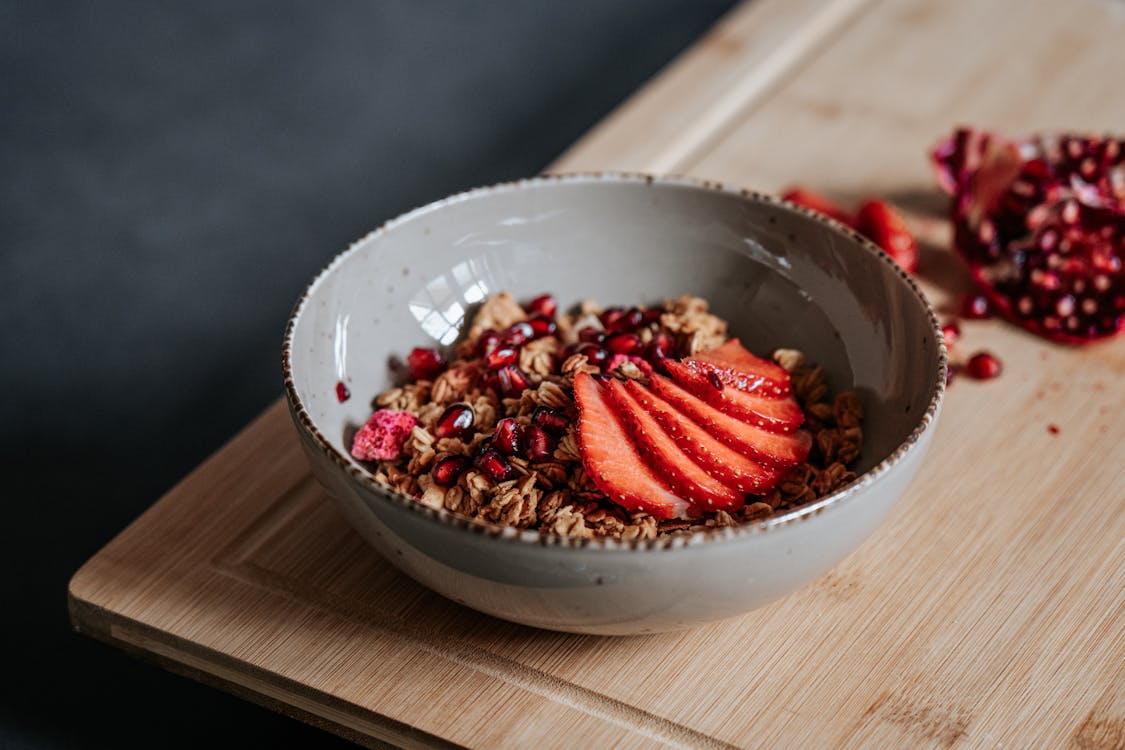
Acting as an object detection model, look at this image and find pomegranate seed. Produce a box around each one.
[502,321,535,347]
[523,425,555,462]
[577,343,610,367]
[645,332,675,361]
[960,294,992,320]
[527,314,558,338]
[474,449,513,482]
[599,307,625,329]
[641,308,664,326]
[484,365,530,396]
[606,307,644,333]
[335,381,351,402]
[560,343,582,360]
[1047,423,1060,435]
[965,350,1003,380]
[434,403,474,439]
[941,322,961,348]
[485,347,519,370]
[407,347,445,381]
[475,329,501,357]
[705,370,725,391]
[578,326,605,344]
[605,332,643,354]
[946,364,956,385]
[493,417,523,454]
[525,294,558,318]
[431,455,471,486]
[531,405,569,435]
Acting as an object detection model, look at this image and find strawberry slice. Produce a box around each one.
[649,373,811,467]
[573,372,691,520]
[855,199,918,274]
[602,378,745,514]
[623,379,782,494]
[692,338,790,394]
[782,187,857,228]
[664,360,804,432]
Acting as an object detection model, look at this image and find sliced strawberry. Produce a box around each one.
[623,379,782,494]
[782,187,857,228]
[573,372,691,520]
[692,338,791,393]
[664,360,804,432]
[855,199,918,274]
[649,373,811,467]
[601,378,745,514]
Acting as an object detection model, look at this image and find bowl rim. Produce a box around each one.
[283,171,947,551]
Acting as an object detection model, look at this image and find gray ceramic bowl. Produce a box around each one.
[283,173,946,635]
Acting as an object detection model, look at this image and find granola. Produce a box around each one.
[351,293,864,539]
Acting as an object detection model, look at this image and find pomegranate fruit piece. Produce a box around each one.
[941,322,961,348]
[525,293,558,318]
[434,403,474,439]
[932,127,1125,342]
[483,365,530,397]
[965,351,1003,380]
[335,381,351,403]
[475,328,501,357]
[578,326,605,344]
[527,314,558,338]
[406,347,445,381]
[431,455,471,486]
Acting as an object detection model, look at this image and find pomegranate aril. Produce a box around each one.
[493,417,524,455]
[485,347,519,370]
[502,321,535,347]
[335,381,351,403]
[606,307,644,333]
[527,314,558,338]
[523,425,555,462]
[599,307,625,329]
[434,403,474,439]
[475,329,502,357]
[531,405,569,434]
[645,332,676,361]
[431,455,471,486]
[641,308,664,326]
[489,365,530,396]
[407,347,446,381]
[705,369,725,391]
[965,351,1003,380]
[961,294,992,319]
[941,322,961,348]
[525,293,558,318]
[577,326,605,344]
[474,449,513,482]
[605,332,643,354]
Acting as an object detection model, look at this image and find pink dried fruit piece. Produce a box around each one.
[350,409,417,461]
[932,127,1125,343]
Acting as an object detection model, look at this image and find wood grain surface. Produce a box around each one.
[70,0,1125,747]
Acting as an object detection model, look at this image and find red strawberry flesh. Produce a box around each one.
[782,187,857,228]
[602,378,745,513]
[856,199,919,274]
[648,373,811,467]
[573,372,691,520]
[623,379,781,494]
[691,338,791,394]
[664,360,804,432]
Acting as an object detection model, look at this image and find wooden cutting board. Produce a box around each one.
[70,0,1125,747]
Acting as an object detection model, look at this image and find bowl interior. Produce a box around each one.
[287,176,941,482]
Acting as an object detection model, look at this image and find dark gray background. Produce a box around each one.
[1,2,738,746]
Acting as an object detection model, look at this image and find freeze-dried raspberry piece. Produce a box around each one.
[350,409,417,461]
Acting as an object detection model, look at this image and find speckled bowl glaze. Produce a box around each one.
[283,173,946,635]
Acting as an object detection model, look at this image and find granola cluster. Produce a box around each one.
[358,294,863,539]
